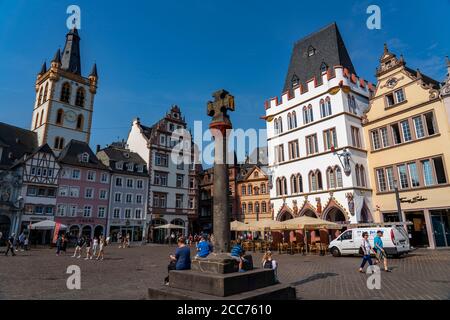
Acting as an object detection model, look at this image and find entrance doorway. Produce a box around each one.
[94,225,104,238]
[431,209,450,247]
[405,211,429,247]
[0,215,11,245]
[82,226,92,238]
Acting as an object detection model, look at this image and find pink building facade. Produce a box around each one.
[55,140,110,239]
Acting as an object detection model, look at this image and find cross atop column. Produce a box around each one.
[207,89,235,129]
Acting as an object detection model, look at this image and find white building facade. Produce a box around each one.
[265,24,374,225]
[126,106,191,242]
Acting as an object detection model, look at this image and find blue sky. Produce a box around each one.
[0,0,449,158]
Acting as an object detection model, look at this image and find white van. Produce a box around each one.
[329,226,410,257]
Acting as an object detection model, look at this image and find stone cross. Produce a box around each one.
[207,89,235,253]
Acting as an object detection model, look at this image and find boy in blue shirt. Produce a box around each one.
[374,230,391,272]
[230,239,246,272]
[196,235,212,258]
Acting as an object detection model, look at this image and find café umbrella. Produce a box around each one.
[154,223,186,245]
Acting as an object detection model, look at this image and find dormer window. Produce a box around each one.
[79,152,89,163]
[127,163,134,171]
[116,162,123,170]
[291,74,299,88]
[137,165,144,173]
[308,46,316,57]
[123,152,129,159]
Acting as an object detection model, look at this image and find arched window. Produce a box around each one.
[291,175,298,194]
[76,114,84,130]
[352,96,357,114]
[304,105,313,124]
[298,174,303,193]
[320,97,332,118]
[278,117,283,133]
[327,167,336,189]
[54,137,65,150]
[292,111,297,128]
[274,118,278,134]
[336,167,343,188]
[282,177,288,195]
[248,202,253,213]
[56,109,64,125]
[355,164,361,187]
[43,83,49,102]
[60,82,71,103]
[262,202,267,213]
[241,185,246,195]
[359,166,366,187]
[247,184,252,195]
[310,170,323,191]
[261,183,266,194]
[255,202,260,214]
[254,187,259,195]
[276,178,281,196]
[39,110,44,126]
[242,203,246,214]
[348,94,357,114]
[38,87,43,106]
[287,113,292,130]
[34,113,40,129]
[75,87,85,107]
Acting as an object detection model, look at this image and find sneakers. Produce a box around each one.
[77,256,81,259]
[84,257,89,260]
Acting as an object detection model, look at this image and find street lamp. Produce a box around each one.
[393,180,403,222]
[332,147,352,176]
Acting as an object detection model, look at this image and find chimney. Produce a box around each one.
[96,145,101,153]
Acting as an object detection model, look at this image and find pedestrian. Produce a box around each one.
[118,232,122,247]
[72,236,85,258]
[230,239,247,272]
[61,234,67,254]
[164,237,191,285]
[262,251,278,282]
[188,234,193,247]
[85,237,92,260]
[55,234,62,256]
[170,232,175,245]
[195,235,212,258]
[4,233,16,256]
[24,236,29,251]
[374,230,391,272]
[18,232,25,251]
[92,236,99,257]
[126,233,131,248]
[96,235,105,260]
[359,232,375,273]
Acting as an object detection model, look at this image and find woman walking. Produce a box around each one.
[262,251,278,282]
[359,232,375,273]
[96,235,105,260]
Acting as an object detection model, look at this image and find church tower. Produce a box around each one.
[31,27,98,154]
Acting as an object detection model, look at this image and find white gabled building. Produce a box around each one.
[265,23,375,226]
[127,106,194,242]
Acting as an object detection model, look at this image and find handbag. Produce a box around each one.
[359,246,364,255]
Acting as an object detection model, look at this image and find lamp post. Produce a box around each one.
[393,180,403,223]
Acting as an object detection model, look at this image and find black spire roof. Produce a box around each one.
[39,62,47,74]
[89,63,98,78]
[52,48,61,64]
[61,27,81,75]
[283,22,356,93]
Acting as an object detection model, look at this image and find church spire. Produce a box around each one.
[52,48,61,65]
[39,62,47,75]
[61,27,81,75]
[89,63,98,78]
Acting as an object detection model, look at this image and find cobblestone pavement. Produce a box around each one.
[1,244,449,300]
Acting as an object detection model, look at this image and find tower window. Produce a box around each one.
[38,88,44,106]
[60,82,71,103]
[320,62,328,73]
[75,87,85,107]
[43,83,49,102]
[54,137,65,150]
[76,115,84,130]
[56,109,64,125]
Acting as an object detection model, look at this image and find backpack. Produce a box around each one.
[263,260,273,269]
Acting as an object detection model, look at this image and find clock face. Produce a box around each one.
[65,111,76,122]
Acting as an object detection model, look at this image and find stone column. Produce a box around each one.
[207,89,235,253]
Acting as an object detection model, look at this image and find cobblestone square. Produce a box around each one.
[1,245,449,300]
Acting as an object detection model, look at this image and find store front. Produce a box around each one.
[109,219,144,243]
[431,209,450,248]
[405,211,429,248]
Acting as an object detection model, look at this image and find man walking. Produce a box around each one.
[374,230,391,272]
[5,233,16,256]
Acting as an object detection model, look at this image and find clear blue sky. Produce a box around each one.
[0,0,449,156]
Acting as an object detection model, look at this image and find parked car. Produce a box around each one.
[329,226,410,258]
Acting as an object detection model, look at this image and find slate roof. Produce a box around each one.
[61,27,82,75]
[405,66,440,90]
[283,22,356,93]
[97,145,148,176]
[0,122,37,169]
[58,140,108,170]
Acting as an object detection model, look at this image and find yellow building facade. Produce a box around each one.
[363,45,450,249]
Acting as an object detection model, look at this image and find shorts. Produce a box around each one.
[376,250,386,261]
